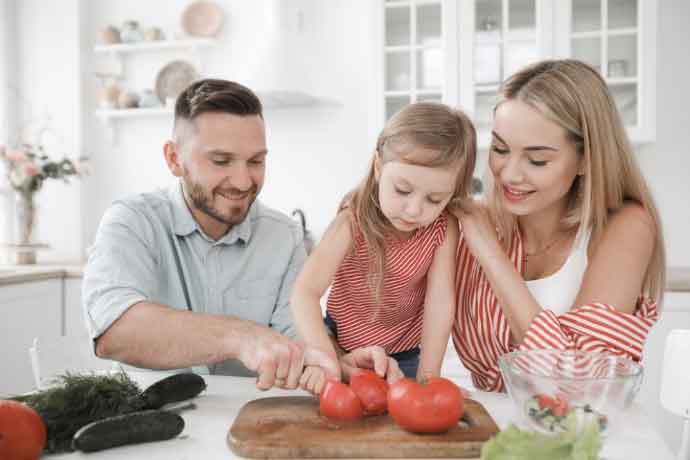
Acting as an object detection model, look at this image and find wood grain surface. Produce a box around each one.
[227,396,499,459]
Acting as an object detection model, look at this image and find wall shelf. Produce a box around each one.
[95,107,172,119]
[95,92,340,144]
[93,38,216,55]
[93,38,216,76]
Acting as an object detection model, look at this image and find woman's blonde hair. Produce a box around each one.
[486,59,665,302]
[345,102,477,302]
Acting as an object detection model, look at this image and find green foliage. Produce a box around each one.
[11,372,146,453]
[481,413,602,460]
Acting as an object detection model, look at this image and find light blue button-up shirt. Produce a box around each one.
[82,183,306,375]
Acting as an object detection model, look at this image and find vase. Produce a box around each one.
[15,191,36,245]
[13,191,39,264]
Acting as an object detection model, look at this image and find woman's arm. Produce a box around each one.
[454,202,543,343]
[456,201,658,359]
[418,215,459,379]
[574,203,656,314]
[290,211,354,374]
[519,203,658,360]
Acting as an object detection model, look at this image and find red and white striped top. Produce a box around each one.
[452,229,658,392]
[327,212,449,354]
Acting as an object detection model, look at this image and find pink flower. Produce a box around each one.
[24,162,39,177]
[6,148,28,162]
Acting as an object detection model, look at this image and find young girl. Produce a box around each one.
[290,103,477,393]
[451,59,665,392]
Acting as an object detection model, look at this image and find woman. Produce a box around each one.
[452,59,666,392]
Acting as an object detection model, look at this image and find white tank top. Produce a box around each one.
[526,228,592,315]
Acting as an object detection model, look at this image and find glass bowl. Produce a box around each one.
[498,350,643,436]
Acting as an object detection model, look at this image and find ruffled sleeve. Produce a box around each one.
[518,297,658,362]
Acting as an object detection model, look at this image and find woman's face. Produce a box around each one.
[489,99,583,219]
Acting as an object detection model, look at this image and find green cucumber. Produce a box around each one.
[140,372,207,409]
[72,409,184,452]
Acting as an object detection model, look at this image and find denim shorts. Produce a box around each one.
[324,312,420,378]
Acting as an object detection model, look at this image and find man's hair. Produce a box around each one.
[174,78,263,123]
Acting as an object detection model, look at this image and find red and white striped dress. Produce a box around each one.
[452,229,658,392]
[327,212,449,354]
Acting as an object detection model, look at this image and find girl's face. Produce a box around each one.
[376,153,457,234]
[489,99,583,219]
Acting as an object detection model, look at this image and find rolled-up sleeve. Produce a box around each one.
[518,297,658,362]
[82,203,158,341]
[269,227,307,339]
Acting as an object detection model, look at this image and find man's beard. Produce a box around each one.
[183,175,257,226]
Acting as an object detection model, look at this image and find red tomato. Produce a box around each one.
[536,394,570,417]
[0,400,47,460]
[350,369,389,415]
[319,380,364,421]
[552,396,570,417]
[387,377,464,433]
[536,394,556,410]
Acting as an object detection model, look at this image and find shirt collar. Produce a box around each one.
[170,182,255,245]
[170,182,197,237]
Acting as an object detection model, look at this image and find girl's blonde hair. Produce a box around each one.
[346,102,477,301]
[486,59,665,302]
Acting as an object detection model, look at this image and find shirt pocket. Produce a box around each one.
[224,277,282,325]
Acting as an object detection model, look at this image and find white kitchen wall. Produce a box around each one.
[5,0,84,263]
[637,0,690,269]
[4,0,689,267]
[0,0,18,251]
[78,0,381,254]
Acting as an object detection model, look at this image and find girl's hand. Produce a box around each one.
[299,365,329,395]
[453,200,502,261]
[339,346,404,384]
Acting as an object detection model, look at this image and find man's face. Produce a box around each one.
[170,112,267,240]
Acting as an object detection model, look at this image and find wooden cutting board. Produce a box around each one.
[227,396,499,459]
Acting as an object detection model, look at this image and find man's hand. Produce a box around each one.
[340,346,404,384]
[234,322,341,391]
[236,324,306,390]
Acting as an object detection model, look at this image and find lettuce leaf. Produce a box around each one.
[481,412,602,460]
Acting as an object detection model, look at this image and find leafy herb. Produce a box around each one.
[11,371,146,453]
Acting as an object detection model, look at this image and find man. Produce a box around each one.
[83,79,402,390]
[82,79,335,389]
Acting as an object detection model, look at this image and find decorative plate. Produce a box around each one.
[155,60,200,105]
[181,1,224,38]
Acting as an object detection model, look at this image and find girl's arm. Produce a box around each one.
[418,214,459,379]
[290,210,354,373]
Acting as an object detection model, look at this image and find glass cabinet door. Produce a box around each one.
[570,0,639,126]
[474,0,539,130]
[384,0,443,120]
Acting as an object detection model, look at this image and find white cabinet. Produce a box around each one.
[380,0,656,148]
[64,277,85,338]
[553,0,657,143]
[0,279,63,395]
[0,275,88,395]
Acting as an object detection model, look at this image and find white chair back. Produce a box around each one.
[28,335,118,390]
[660,329,690,460]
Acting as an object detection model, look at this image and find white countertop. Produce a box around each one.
[0,263,83,285]
[51,371,673,460]
[2,264,689,292]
